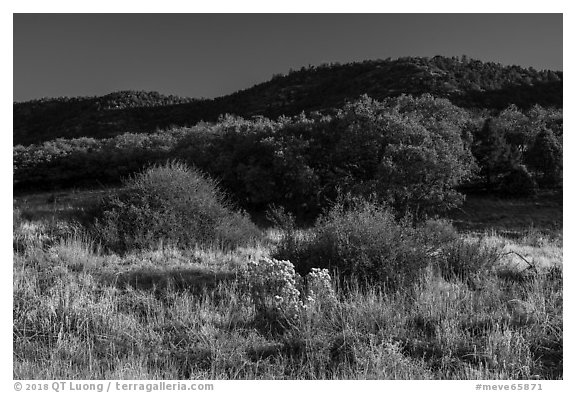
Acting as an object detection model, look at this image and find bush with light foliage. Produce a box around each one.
[92,161,259,252]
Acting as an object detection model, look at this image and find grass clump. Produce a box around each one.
[92,161,259,252]
[435,238,502,289]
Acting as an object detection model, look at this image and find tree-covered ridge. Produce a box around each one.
[13,91,207,146]
[93,90,199,110]
[15,90,198,110]
[217,56,562,117]
[13,56,562,146]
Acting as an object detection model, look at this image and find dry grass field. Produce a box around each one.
[13,189,562,380]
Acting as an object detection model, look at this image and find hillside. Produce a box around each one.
[14,56,562,146]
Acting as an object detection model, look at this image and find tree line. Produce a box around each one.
[14,94,562,220]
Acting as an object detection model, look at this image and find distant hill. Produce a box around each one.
[14,56,562,146]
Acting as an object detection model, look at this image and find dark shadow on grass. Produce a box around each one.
[214,311,296,338]
[147,347,214,379]
[99,267,236,296]
[531,338,563,380]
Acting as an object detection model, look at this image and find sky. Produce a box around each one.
[13,13,563,102]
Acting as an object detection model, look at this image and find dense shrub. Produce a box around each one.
[92,161,259,252]
[273,197,439,291]
[499,165,538,197]
[272,196,506,292]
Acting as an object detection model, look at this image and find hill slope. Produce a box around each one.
[14,56,562,146]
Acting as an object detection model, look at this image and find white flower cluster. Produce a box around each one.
[243,258,337,321]
[244,257,303,320]
[305,268,337,305]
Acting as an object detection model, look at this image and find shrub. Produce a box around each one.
[273,197,438,291]
[92,161,259,252]
[274,196,504,292]
[499,165,537,197]
[416,218,459,247]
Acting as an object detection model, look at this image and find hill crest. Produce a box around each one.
[14,56,562,146]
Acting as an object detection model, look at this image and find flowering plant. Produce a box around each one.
[243,258,337,322]
[243,257,303,321]
[305,268,337,306]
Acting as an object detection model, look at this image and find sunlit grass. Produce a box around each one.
[13,195,562,380]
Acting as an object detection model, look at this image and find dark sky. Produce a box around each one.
[13,14,563,102]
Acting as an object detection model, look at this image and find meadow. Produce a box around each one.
[13,184,562,380]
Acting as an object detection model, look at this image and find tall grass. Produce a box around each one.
[13,226,562,379]
[13,192,562,380]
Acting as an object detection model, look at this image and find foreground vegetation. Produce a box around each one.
[13,185,562,380]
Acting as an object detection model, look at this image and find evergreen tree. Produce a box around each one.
[472,118,517,188]
[525,128,562,187]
